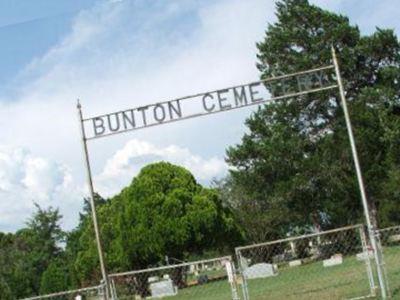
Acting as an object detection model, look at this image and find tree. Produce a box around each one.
[0,205,66,298]
[40,259,69,294]
[0,232,16,300]
[0,275,13,300]
[25,204,65,293]
[225,0,400,241]
[65,193,106,289]
[75,162,243,292]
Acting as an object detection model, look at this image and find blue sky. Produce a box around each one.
[0,0,399,232]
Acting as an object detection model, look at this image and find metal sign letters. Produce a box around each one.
[83,66,336,140]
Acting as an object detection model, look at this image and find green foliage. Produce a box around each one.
[0,205,66,298]
[1,1,399,296]
[225,0,400,242]
[75,162,243,285]
[64,193,106,289]
[40,259,69,294]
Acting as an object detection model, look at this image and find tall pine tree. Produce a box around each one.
[225,0,400,241]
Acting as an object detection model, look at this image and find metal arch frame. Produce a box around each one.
[75,47,388,300]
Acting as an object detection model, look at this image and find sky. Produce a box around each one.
[0,0,399,232]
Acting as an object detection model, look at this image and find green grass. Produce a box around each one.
[382,245,400,299]
[115,246,400,299]
[164,256,371,300]
[244,256,372,300]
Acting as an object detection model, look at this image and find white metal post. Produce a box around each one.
[77,100,111,300]
[358,226,376,296]
[235,250,250,300]
[331,46,388,299]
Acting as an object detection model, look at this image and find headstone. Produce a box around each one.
[148,276,159,283]
[389,234,400,243]
[150,279,177,298]
[75,295,82,300]
[356,250,374,261]
[289,259,302,267]
[243,263,276,279]
[323,254,343,267]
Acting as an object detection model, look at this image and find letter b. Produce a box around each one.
[93,117,106,136]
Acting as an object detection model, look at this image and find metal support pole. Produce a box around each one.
[331,46,388,299]
[235,250,250,300]
[77,100,111,300]
[358,226,376,296]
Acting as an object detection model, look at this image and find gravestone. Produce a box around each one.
[150,279,177,298]
[289,259,302,267]
[323,254,343,267]
[148,276,159,283]
[243,263,276,279]
[389,234,400,243]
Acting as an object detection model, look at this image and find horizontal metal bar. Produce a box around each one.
[87,83,338,141]
[83,65,335,122]
[20,285,104,300]
[109,255,232,278]
[376,225,400,233]
[235,224,363,252]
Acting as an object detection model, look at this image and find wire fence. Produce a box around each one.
[235,224,376,300]
[20,224,400,300]
[377,225,400,299]
[20,284,105,300]
[108,256,240,300]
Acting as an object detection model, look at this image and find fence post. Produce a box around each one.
[225,257,240,300]
[235,249,250,300]
[358,226,376,296]
[331,46,389,299]
[77,101,111,299]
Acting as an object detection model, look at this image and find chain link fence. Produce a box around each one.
[108,256,240,300]
[19,224,400,300]
[377,225,400,299]
[235,224,376,300]
[20,284,106,300]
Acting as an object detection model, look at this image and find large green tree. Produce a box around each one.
[0,205,66,298]
[225,0,400,241]
[75,162,243,288]
[64,194,106,289]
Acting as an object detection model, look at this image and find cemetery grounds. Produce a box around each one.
[159,245,400,300]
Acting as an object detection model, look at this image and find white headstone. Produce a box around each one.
[389,234,400,243]
[289,259,302,267]
[150,279,177,298]
[148,276,159,283]
[323,254,343,267]
[243,263,276,279]
[75,296,82,300]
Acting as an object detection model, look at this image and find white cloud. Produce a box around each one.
[96,139,227,196]
[1,0,399,232]
[0,0,274,231]
[0,146,81,231]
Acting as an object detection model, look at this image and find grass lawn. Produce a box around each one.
[382,245,400,299]
[114,246,399,300]
[162,246,400,300]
